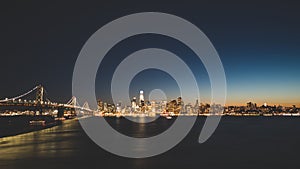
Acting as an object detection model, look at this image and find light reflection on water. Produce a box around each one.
[0,117,166,162]
[0,120,80,160]
[1,117,300,169]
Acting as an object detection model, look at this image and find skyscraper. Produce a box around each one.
[97,99,104,111]
[116,102,122,112]
[139,90,145,106]
[131,97,137,110]
[177,97,182,106]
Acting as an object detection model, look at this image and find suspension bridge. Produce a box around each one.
[0,85,94,118]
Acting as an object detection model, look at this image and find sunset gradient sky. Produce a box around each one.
[0,1,299,106]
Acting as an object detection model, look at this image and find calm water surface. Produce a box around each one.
[1,117,300,169]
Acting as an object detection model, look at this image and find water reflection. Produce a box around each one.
[1,117,300,169]
[0,120,80,160]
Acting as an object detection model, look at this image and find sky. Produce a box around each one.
[0,0,299,106]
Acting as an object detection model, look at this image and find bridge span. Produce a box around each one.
[0,85,94,118]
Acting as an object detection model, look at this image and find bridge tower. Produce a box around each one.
[36,85,44,104]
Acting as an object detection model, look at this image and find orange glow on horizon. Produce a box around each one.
[225,101,300,107]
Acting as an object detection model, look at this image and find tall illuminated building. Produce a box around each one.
[151,101,156,112]
[116,102,122,112]
[177,97,184,113]
[177,97,182,106]
[131,97,137,110]
[97,99,104,111]
[139,90,145,106]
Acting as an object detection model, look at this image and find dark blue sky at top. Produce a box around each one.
[0,0,299,106]
[95,34,210,104]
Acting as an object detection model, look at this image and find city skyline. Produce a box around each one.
[2,84,298,119]
[1,1,300,169]
[0,84,299,108]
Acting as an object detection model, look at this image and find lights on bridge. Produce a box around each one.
[0,85,94,118]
